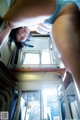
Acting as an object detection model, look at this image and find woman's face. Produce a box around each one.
[16,27,30,42]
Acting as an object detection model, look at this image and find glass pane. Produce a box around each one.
[21,91,40,120]
[23,53,40,64]
[25,101,40,120]
[67,95,80,119]
[41,51,51,64]
[42,88,60,120]
[60,99,67,120]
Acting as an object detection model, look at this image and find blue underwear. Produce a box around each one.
[44,0,73,24]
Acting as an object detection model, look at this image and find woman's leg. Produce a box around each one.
[52,2,80,96]
[3,0,56,27]
[0,0,57,45]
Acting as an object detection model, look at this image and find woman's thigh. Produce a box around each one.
[4,0,56,27]
[52,2,80,80]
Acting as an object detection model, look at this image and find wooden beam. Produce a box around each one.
[11,67,66,75]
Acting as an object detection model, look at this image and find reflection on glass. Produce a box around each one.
[25,101,40,120]
[60,99,67,120]
[21,91,40,120]
[42,88,60,120]
[20,89,61,120]
[67,95,80,119]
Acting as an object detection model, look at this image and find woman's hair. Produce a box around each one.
[8,27,32,50]
[8,27,24,50]
[9,27,22,41]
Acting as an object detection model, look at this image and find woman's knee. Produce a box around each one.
[52,2,80,38]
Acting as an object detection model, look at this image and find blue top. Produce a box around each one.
[44,0,73,24]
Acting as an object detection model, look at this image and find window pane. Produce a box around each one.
[41,51,51,64]
[42,88,60,120]
[21,91,40,120]
[23,53,40,64]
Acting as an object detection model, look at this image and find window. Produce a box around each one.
[22,35,54,66]
[20,88,60,120]
[23,53,40,64]
[20,91,41,120]
[23,50,52,65]
[11,34,64,68]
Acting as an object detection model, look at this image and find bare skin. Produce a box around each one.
[4,0,56,26]
[52,2,80,96]
[0,0,56,45]
[15,27,30,42]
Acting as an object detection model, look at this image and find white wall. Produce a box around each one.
[0,37,10,65]
[0,0,14,65]
[14,72,60,90]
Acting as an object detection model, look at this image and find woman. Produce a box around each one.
[0,0,80,98]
